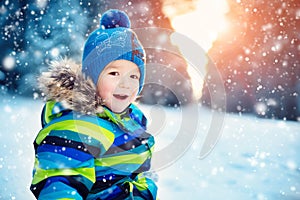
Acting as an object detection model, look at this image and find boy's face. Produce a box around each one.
[97,59,140,113]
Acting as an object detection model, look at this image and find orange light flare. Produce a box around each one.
[163,0,230,99]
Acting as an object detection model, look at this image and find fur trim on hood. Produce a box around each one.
[38,58,104,115]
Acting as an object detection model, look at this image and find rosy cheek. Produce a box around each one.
[130,89,138,100]
[100,86,112,99]
[98,80,110,99]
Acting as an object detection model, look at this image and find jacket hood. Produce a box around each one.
[38,58,104,115]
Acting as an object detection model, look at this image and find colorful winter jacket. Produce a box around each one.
[30,59,157,200]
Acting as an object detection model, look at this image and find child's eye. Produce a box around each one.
[108,71,119,76]
[130,75,139,79]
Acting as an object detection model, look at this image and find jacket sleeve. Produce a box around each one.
[124,172,158,200]
[30,114,114,199]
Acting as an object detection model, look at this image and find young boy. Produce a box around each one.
[30,9,157,200]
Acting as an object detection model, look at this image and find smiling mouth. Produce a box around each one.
[113,94,129,100]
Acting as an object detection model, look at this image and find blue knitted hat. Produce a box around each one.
[82,9,146,93]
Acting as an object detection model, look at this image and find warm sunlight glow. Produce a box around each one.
[169,0,229,52]
[163,0,229,99]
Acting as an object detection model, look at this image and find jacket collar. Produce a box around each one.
[98,104,147,134]
[38,58,104,115]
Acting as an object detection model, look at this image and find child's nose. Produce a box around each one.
[119,77,130,88]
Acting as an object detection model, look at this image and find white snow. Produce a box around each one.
[50,47,60,58]
[2,56,15,71]
[0,95,299,199]
[36,0,48,9]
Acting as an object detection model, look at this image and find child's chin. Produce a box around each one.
[110,104,130,113]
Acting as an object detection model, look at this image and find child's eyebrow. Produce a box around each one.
[105,66,119,71]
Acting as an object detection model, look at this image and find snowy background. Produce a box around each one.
[2,0,299,120]
[0,94,300,200]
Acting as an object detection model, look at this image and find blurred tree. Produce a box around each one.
[201,0,300,120]
[0,1,27,94]
[1,0,88,96]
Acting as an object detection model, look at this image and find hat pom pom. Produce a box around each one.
[100,9,131,29]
